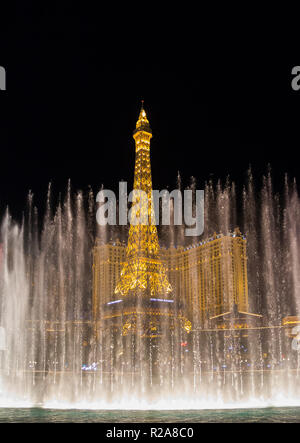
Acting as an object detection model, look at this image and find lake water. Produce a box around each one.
[0,407,300,422]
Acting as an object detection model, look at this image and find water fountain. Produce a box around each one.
[0,169,300,411]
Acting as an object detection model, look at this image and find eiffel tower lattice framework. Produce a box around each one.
[104,104,191,338]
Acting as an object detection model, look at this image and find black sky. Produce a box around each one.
[0,6,300,221]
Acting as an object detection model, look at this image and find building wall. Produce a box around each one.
[92,230,248,322]
[160,230,248,321]
[92,239,126,319]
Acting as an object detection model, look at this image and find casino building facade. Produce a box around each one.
[92,105,254,332]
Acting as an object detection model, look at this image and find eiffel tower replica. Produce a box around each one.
[106,103,191,338]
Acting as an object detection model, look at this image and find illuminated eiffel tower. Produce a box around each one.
[113,103,191,337]
[114,103,172,299]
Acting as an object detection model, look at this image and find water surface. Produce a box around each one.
[0,407,300,422]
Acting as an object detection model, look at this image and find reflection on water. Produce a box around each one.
[0,407,300,423]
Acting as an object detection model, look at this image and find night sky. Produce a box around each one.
[1,5,299,221]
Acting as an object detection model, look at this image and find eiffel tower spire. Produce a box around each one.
[114,104,172,298]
